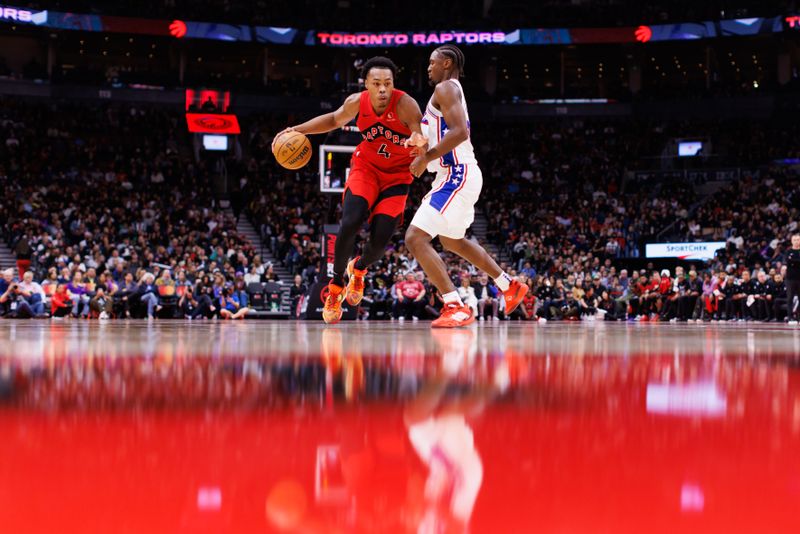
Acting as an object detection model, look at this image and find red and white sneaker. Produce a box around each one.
[502,280,529,315]
[431,303,475,328]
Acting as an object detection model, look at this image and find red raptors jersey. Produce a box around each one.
[354,89,414,173]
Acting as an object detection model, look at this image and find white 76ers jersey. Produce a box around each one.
[422,79,478,173]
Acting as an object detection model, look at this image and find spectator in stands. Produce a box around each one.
[590,273,607,298]
[51,285,72,318]
[457,275,478,315]
[41,267,59,291]
[424,284,444,319]
[176,280,198,318]
[654,270,673,320]
[189,284,217,319]
[475,274,499,321]
[156,269,175,288]
[573,278,596,319]
[0,269,37,318]
[18,271,46,316]
[263,264,280,283]
[749,271,770,321]
[636,272,660,321]
[394,272,426,321]
[735,270,752,321]
[597,290,619,320]
[517,282,538,320]
[89,286,114,318]
[719,273,738,321]
[175,270,192,291]
[40,267,59,309]
[363,277,390,320]
[244,265,261,285]
[58,267,72,284]
[676,270,701,322]
[83,268,100,297]
[115,272,139,318]
[690,272,712,322]
[219,287,249,320]
[14,233,32,279]
[0,268,14,317]
[232,277,249,308]
[660,271,681,322]
[211,273,226,300]
[709,272,726,321]
[545,278,569,321]
[772,273,788,322]
[137,272,159,319]
[155,268,178,317]
[290,274,306,316]
[520,261,536,279]
[67,272,90,318]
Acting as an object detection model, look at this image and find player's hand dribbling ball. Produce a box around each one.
[272,129,312,170]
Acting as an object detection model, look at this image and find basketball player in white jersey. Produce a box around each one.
[405,45,528,328]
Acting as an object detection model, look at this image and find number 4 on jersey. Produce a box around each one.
[377,144,391,159]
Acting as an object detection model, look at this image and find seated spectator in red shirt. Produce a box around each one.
[394,272,426,321]
[637,271,662,319]
[509,279,536,320]
[51,284,72,318]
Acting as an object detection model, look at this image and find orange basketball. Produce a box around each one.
[273,130,312,170]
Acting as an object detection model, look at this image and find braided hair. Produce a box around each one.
[435,44,465,77]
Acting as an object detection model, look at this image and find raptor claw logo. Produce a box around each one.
[170,20,187,38]
[635,25,652,43]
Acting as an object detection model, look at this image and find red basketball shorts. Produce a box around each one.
[345,157,413,221]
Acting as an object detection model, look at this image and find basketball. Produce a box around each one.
[273,130,312,170]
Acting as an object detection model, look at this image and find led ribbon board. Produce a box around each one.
[0,8,788,45]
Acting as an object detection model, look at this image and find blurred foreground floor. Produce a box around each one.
[0,320,799,533]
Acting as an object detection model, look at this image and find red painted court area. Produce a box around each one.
[0,321,799,533]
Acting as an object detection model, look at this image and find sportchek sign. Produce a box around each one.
[645,242,725,261]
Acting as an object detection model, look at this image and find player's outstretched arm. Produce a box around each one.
[272,93,360,151]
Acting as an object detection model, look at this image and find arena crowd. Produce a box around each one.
[3,99,800,323]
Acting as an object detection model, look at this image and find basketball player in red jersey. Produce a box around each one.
[273,57,424,323]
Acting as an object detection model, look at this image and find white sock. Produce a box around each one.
[443,290,463,306]
[494,272,513,292]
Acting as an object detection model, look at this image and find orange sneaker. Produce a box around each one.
[431,303,475,328]
[503,280,528,315]
[322,283,345,324]
[345,257,366,306]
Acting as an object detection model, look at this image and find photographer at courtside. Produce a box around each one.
[0,268,40,318]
